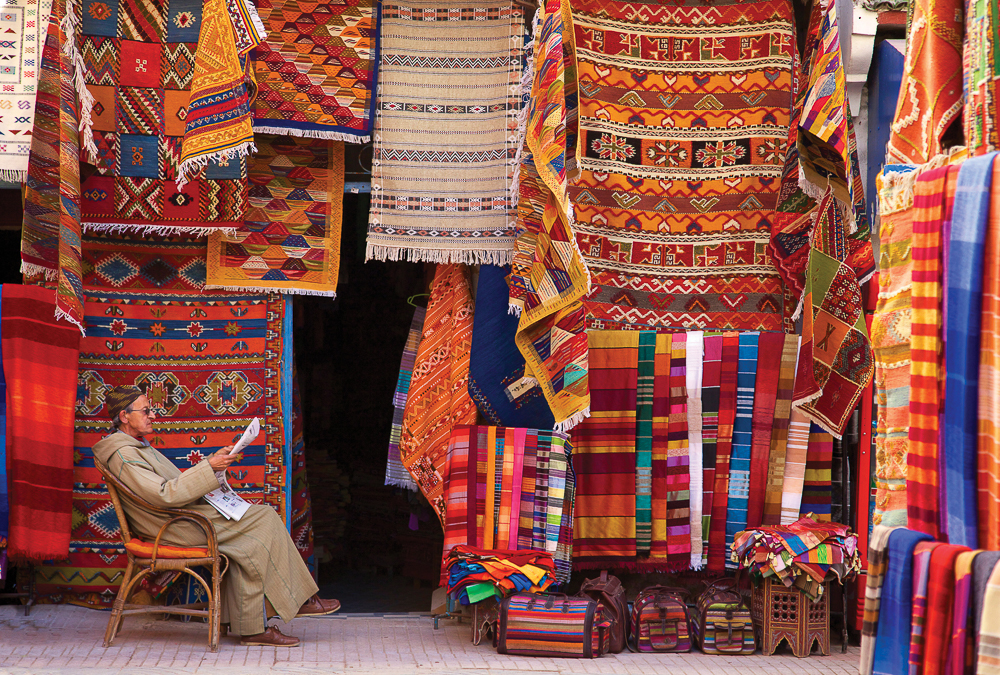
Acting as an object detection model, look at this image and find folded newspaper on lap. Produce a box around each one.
[203,418,259,520]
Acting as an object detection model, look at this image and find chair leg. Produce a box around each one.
[104,560,134,648]
[210,559,221,652]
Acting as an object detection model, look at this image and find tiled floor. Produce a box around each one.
[0,605,861,674]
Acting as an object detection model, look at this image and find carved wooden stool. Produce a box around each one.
[750,577,830,657]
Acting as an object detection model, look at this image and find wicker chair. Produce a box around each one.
[96,460,226,652]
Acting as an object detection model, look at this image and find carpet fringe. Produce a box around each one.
[204,284,337,297]
[0,169,26,183]
[508,3,540,219]
[83,222,238,237]
[54,306,86,335]
[508,302,522,317]
[384,477,419,491]
[554,405,590,433]
[365,243,514,266]
[20,262,58,280]
[62,0,97,162]
[176,139,257,190]
[251,125,371,144]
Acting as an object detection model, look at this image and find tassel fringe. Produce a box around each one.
[54,306,86,335]
[553,405,590,434]
[250,125,371,144]
[62,0,97,161]
[176,140,257,191]
[82,222,238,237]
[204,284,337,297]
[365,243,514,266]
[0,169,26,183]
[20,261,58,280]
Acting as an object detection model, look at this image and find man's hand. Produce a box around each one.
[207,446,241,471]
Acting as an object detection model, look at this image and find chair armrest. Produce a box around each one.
[149,510,219,568]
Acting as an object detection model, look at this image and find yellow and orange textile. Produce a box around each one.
[400,264,477,523]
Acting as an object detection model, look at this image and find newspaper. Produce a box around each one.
[203,418,259,521]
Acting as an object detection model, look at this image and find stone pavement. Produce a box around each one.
[0,605,860,675]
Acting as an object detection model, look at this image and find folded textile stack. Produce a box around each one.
[731,515,860,601]
[444,545,556,606]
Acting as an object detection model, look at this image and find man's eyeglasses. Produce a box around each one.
[126,406,154,417]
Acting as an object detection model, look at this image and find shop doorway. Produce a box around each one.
[293,191,443,613]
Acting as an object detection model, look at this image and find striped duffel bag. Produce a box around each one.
[692,578,756,654]
[496,592,611,658]
[629,585,692,652]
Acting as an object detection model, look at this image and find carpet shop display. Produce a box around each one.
[568,0,793,333]
[366,0,525,264]
[441,424,576,584]
[1,284,81,562]
[76,0,250,233]
[252,0,379,141]
[443,545,556,605]
[385,305,425,491]
[205,136,344,296]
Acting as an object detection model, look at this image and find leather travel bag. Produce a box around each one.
[578,570,629,653]
[496,592,611,658]
[629,585,692,652]
[692,577,756,654]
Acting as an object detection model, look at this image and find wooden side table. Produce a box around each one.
[750,576,830,657]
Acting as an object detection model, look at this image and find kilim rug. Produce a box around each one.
[177,0,258,185]
[36,288,289,603]
[507,0,589,431]
[762,334,800,525]
[706,331,738,572]
[944,154,995,549]
[725,332,758,566]
[399,264,477,523]
[699,333,723,566]
[21,0,85,332]
[290,370,314,563]
[656,332,690,571]
[801,424,832,521]
[791,187,875,437]
[570,0,793,332]
[1,284,80,562]
[908,165,956,541]
[0,0,54,181]
[747,331,782,527]
[685,332,703,569]
[780,408,811,524]
[922,544,972,675]
[872,168,916,527]
[635,332,655,554]
[951,551,980,675]
[77,0,248,233]
[977,559,1000,674]
[907,540,942,673]
[965,0,1000,156]
[572,331,637,569]
[859,525,898,675]
[252,0,379,141]
[981,162,1000,551]
[795,0,867,229]
[442,425,574,583]
[886,0,964,165]
[871,528,934,675]
[386,306,423,491]
[468,265,555,430]
[80,232,207,292]
[366,0,525,264]
[206,137,344,296]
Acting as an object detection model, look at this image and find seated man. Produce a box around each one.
[93,386,338,647]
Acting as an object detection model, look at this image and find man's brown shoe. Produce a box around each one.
[239,625,300,647]
[296,594,341,617]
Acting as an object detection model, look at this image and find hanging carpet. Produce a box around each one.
[966,0,1000,156]
[801,424,833,521]
[859,525,898,675]
[77,0,249,233]
[468,265,555,430]
[507,0,590,431]
[0,0,54,182]
[206,137,344,296]
[366,0,525,265]
[699,333,723,566]
[921,543,973,675]
[21,0,86,332]
[981,159,1000,550]
[386,306,424,491]
[399,264,477,523]
[1,284,81,562]
[762,334,800,525]
[569,0,793,332]
[0,291,7,549]
[706,331,739,572]
[725,331,758,566]
[746,331,783,527]
[290,370,314,563]
[252,0,379,141]
[906,540,941,672]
